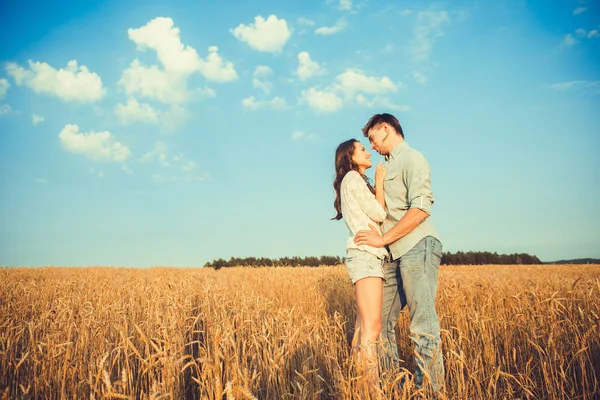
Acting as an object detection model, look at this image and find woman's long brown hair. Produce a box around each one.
[332,139,375,220]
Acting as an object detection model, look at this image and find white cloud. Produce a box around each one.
[34,178,48,184]
[115,97,160,125]
[128,17,201,75]
[355,94,410,112]
[297,52,326,80]
[334,69,400,95]
[242,96,287,110]
[315,18,347,35]
[300,88,343,113]
[573,7,587,15]
[576,28,587,37]
[98,171,105,179]
[298,69,405,112]
[561,33,577,47]
[119,60,185,103]
[411,10,450,61]
[291,131,317,141]
[0,104,11,115]
[59,124,130,162]
[198,46,237,83]
[32,114,45,126]
[400,9,413,16]
[232,15,291,53]
[0,78,9,99]
[588,30,600,38]
[297,17,315,26]
[122,165,133,175]
[127,17,236,81]
[119,59,215,104]
[253,65,273,93]
[6,60,105,102]
[120,18,231,106]
[413,70,428,85]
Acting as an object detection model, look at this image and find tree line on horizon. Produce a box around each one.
[204,251,543,269]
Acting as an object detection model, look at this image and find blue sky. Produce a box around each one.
[1,0,599,266]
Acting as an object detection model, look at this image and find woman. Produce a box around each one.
[332,139,387,384]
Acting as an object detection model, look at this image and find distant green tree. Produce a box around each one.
[440,251,542,265]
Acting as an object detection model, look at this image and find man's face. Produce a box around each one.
[367,124,390,155]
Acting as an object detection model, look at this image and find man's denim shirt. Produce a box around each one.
[383,141,441,260]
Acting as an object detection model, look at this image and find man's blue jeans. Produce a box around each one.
[379,236,445,392]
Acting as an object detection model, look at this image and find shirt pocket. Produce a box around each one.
[383,171,407,208]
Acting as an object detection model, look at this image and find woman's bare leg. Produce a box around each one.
[354,277,384,387]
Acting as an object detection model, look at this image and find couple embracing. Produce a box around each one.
[333,113,444,393]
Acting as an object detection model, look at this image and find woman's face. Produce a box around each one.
[351,141,372,170]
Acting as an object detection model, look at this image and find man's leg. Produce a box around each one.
[400,236,445,392]
[378,260,406,373]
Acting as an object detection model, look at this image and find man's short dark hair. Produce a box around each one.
[362,113,404,138]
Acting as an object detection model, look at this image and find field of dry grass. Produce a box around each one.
[1,264,599,399]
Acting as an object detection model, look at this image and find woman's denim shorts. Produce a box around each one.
[345,249,384,284]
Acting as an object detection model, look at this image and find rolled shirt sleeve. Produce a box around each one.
[406,153,434,215]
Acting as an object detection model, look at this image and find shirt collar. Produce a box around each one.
[387,141,409,161]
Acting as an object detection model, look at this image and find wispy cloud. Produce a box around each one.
[546,80,600,94]
[291,131,318,141]
[159,105,191,134]
[315,18,347,35]
[252,65,273,93]
[561,33,577,47]
[411,10,450,62]
[32,114,45,126]
[355,94,410,112]
[242,96,288,110]
[140,141,170,166]
[0,104,11,115]
[0,78,10,99]
[338,0,362,12]
[561,29,599,47]
[580,29,600,38]
[297,17,315,26]
[573,7,587,15]
[140,141,209,182]
[412,70,428,85]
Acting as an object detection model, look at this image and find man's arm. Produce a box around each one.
[355,151,434,248]
[354,208,429,248]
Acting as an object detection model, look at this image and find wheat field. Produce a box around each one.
[1,264,599,399]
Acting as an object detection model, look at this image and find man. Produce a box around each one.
[354,113,445,393]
